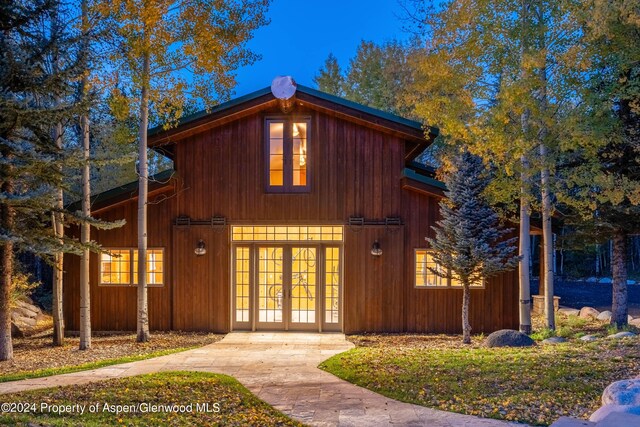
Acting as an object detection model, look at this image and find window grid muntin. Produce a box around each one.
[100,250,131,285]
[133,249,165,285]
[265,118,311,192]
[291,247,316,324]
[258,247,283,323]
[99,248,165,286]
[231,226,343,242]
[414,249,484,288]
[325,247,340,324]
[235,247,251,323]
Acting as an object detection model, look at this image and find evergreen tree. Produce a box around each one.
[0,0,87,360]
[559,0,640,327]
[0,0,123,360]
[427,151,519,344]
[96,0,270,342]
[313,53,344,97]
[313,40,414,117]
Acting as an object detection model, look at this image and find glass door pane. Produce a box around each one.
[234,247,250,324]
[325,247,340,325]
[258,247,284,324]
[290,247,316,324]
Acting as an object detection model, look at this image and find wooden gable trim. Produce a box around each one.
[401,177,445,198]
[148,93,277,148]
[147,86,436,162]
[294,91,428,145]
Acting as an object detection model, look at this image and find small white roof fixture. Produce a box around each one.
[271,76,297,113]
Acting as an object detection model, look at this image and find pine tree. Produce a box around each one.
[313,53,344,97]
[0,0,122,360]
[313,41,414,117]
[96,0,270,342]
[559,0,640,327]
[0,0,87,360]
[427,151,519,344]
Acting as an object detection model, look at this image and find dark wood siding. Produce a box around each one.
[171,225,229,332]
[63,195,174,331]
[402,189,519,333]
[343,226,404,333]
[173,106,405,222]
[63,102,519,334]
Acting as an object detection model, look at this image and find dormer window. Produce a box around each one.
[266,118,310,192]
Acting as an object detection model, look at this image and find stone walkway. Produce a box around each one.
[0,332,522,426]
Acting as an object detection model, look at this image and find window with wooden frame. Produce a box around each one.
[414,249,484,288]
[265,118,310,192]
[99,248,165,286]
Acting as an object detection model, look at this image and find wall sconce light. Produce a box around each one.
[371,240,382,256]
[194,239,206,256]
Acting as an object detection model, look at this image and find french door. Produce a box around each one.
[232,244,342,332]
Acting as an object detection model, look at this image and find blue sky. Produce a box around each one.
[232,0,413,96]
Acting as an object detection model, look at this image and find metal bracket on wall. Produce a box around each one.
[347,216,403,232]
[211,216,227,233]
[175,216,191,227]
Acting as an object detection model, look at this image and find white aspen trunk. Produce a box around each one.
[52,121,64,346]
[611,231,628,326]
[537,1,555,330]
[79,0,91,350]
[519,174,532,334]
[540,146,555,330]
[518,0,532,334]
[462,283,471,344]
[137,50,150,343]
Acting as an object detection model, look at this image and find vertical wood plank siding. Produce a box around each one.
[63,104,518,333]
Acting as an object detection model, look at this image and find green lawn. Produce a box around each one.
[320,335,640,426]
[0,371,302,426]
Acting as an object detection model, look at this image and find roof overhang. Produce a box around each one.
[67,170,176,215]
[147,85,438,163]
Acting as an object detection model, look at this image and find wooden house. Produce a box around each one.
[63,78,520,334]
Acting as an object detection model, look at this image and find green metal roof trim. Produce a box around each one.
[403,167,447,191]
[147,84,439,138]
[67,169,175,212]
[147,87,273,137]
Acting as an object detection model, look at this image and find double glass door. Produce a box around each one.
[233,244,341,331]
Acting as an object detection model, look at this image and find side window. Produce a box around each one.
[99,248,165,286]
[414,249,484,288]
[266,118,310,192]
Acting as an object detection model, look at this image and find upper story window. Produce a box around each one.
[266,118,310,192]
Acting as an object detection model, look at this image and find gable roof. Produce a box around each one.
[147,84,439,162]
[67,169,175,214]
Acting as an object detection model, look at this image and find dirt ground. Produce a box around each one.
[532,279,640,316]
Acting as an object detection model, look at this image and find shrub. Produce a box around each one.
[10,271,39,308]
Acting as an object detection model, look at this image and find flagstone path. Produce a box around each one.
[0,332,524,426]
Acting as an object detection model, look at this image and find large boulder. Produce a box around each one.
[10,322,24,338]
[630,318,640,327]
[602,380,640,406]
[558,307,580,317]
[542,337,568,345]
[14,299,41,314]
[597,310,612,321]
[608,331,637,339]
[589,404,640,423]
[485,329,535,348]
[579,307,600,319]
[580,334,599,342]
